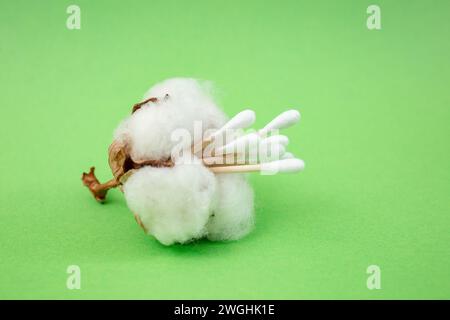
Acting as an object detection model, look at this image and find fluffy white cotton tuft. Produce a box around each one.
[114,78,226,162]
[123,160,216,245]
[207,174,254,241]
[116,78,255,245]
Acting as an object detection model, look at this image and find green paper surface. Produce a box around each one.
[0,0,449,299]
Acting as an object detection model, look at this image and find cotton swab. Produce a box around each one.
[193,109,256,155]
[209,158,304,174]
[211,134,288,157]
[213,132,259,155]
[261,158,304,173]
[204,134,288,164]
[198,109,302,170]
[208,109,256,141]
[260,134,289,146]
[206,110,298,157]
[212,110,298,153]
[258,110,301,136]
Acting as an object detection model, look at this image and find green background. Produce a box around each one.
[0,0,449,299]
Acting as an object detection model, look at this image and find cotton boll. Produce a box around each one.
[206,174,254,241]
[123,160,216,245]
[114,78,256,245]
[114,78,227,161]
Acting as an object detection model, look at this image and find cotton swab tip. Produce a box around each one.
[261,158,305,174]
[259,109,301,136]
[210,109,256,139]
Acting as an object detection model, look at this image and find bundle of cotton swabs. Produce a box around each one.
[193,109,304,175]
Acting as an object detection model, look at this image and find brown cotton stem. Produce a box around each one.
[82,167,120,202]
[82,141,174,203]
[131,97,158,114]
[82,94,173,204]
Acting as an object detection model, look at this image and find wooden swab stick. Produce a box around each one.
[209,158,304,174]
[202,154,242,166]
[258,110,301,136]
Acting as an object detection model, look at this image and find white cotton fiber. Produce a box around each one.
[207,174,254,241]
[116,78,255,245]
[123,161,216,245]
[114,78,226,162]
